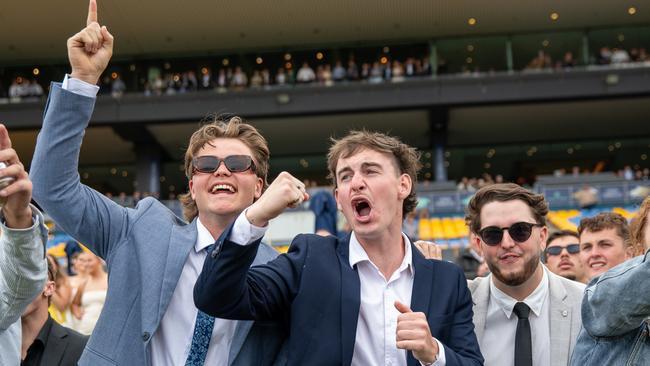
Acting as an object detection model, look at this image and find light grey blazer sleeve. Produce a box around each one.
[0,206,48,365]
[31,83,132,260]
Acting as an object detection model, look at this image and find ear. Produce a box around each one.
[538,226,549,252]
[471,232,484,253]
[254,177,263,200]
[334,187,342,211]
[43,281,55,297]
[189,178,196,200]
[397,173,412,200]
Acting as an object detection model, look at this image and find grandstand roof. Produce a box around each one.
[1,0,649,62]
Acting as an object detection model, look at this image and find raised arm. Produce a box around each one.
[0,124,48,329]
[30,0,130,260]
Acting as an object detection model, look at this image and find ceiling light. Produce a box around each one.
[316,52,324,60]
[284,53,292,61]
[542,39,550,47]
[467,44,474,52]
[550,12,559,21]
[466,57,473,64]
[383,46,390,53]
[468,17,477,26]
[256,57,263,64]
[32,68,40,76]
[628,7,637,15]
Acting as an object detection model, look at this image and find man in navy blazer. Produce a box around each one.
[30,1,285,365]
[195,131,483,365]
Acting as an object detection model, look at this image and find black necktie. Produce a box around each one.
[513,302,532,366]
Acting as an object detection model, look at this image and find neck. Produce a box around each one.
[198,213,235,241]
[355,223,406,280]
[494,263,544,301]
[21,305,49,360]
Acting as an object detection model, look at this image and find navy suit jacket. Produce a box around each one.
[195,232,483,366]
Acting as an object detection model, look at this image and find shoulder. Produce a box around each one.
[548,270,586,303]
[467,275,488,294]
[132,197,188,226]
[52,321,88,348]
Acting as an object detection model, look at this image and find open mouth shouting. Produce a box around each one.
[210,183,236,194]
[351,197,372,223]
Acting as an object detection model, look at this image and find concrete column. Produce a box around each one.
[428,108,449,182]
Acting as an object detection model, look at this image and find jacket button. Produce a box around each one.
[142,332,151,341]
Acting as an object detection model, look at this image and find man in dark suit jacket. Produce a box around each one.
[21,256,88,366]
[195,131,483,365]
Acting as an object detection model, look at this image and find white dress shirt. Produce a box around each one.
[231,210,445,366]
[480,268,551,366]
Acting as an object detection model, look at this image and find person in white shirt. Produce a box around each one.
[194,130,483,366]
[464,183,585,366]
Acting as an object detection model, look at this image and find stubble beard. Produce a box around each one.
[488,251,541,286]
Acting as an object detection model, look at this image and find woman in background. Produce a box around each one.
[71,251,107,335]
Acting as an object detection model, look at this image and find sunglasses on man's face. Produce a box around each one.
[192,155,256,174]
[477,222,543,246]
[545,244,580,256]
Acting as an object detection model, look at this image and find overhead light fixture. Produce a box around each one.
[468,17,477,26]
[542,39,550,47]
[628,7,637,15]
[256,57,263,65]
[284,53,292,61]
[32,68,40,76]
[467,44,474,52]
[550,12,559,21]
[316,52,324,60]
[382,46,390,53]
[466,57,473,64]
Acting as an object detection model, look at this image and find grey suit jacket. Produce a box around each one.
[468,266,585,366]
[30,83,286,366]
[0,207,48,366]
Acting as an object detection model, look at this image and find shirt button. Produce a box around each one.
[142,332,151,342]
[562,310,568,317]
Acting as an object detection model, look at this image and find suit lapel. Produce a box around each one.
[41,320,67,366]
[547,271,571,366]
[337,235,360,366]
[471,276,491,342]
[228,244,278,365]
[407,246,435,365]
[154,221,197,329]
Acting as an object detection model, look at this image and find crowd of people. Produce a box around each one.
[1,3,649,366]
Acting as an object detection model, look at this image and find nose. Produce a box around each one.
[560,248,570,258]
[350,172,365,191]
[500,230,516,249]
[214,160,231,176]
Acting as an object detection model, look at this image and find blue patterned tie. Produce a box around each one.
[185,244,216,366]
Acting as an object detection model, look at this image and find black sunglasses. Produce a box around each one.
[545,244,580,256]
[192,155,256,174]
[478,222,543,246]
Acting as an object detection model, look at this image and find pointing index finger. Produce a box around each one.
[0,124,12,150]
[87,0,98,26]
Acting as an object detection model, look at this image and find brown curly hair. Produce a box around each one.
[326,130,421,216]
[629,196,650,255]
[178,115,269,221]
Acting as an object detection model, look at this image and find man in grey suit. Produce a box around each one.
[466,183,585,366]
[30,1,285,365]
[0,124,49,365]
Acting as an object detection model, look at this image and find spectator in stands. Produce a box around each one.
[200,68,212,89]
[332,60,346,82]
[20,256,88,365]
[0,124,48,365]
[455,236,484,280]
[275,68,287,85]
[216,68,228,88]
[194,129,484,365]
[570,196,650,366]
[544,230,588,283]
[31,3,286,364]
[578,212,633,280]
[360,62,370,80]
[561,51,577,69]
[28,79,44,98]
[46,255,72,325]
[610,48,631,64]
[392,60,405,82]
[231,66,248,88]
[296,61,316,83]
[369,61,383,83]
[573,184,599,209]
[110,75,126,98]
[249,70,263,88]
[402,211,418,239]
[463,183,585,366]
[596,47,612,65]
[346,58,359,80]
[261,68,271,86]
[70,251,107,335]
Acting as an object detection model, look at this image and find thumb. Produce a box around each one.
[394,300,412,314]
[101,26,114,47]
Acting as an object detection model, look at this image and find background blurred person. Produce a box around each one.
[570,196,650,365]
[578,212,633,280]
[21,256,88,366]
[544,230,588,283]
[46,255,72,324]
[70,251,107,335]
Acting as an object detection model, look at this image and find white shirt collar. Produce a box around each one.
[195,217,217,253]
[489,263,549,319]
[348,231,414,279]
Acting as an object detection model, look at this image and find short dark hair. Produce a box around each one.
[465,183,549,234]
[578,212,630,248]
[546,230,579,246]
[327,130,421,216]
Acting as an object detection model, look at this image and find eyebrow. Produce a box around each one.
[336,162,383,177]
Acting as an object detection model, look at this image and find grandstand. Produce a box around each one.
[1,1,649,252]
